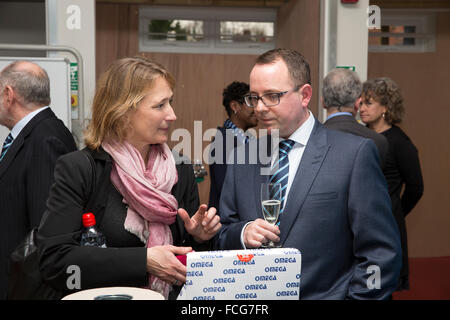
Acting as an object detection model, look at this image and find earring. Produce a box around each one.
[382,113,385,119]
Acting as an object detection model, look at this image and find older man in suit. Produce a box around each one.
[322,68,389,169]
[0,61,77,297]
[217,49,401,299]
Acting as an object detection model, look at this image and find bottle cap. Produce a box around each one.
[82,212,96,227]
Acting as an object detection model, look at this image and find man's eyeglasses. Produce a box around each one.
[243,86,301,108]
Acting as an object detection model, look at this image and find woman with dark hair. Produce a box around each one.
[208,81,258,210]
[37,56,221,299]
[360,77,424,291]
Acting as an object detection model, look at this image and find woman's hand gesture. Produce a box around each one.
[178,204,222,243]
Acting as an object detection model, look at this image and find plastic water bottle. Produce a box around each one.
[80,212,106,248]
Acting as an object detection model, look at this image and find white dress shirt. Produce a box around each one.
[272,109,315,202]
[240,110,316,248]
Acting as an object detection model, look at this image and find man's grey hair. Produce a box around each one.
[322,68,361,108]
[0,61,51,107]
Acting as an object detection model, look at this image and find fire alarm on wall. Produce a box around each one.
[341,0,359,3]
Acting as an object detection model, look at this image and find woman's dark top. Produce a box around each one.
[382,125,424,216]
[381,125,424,290]
[37,147,209,298]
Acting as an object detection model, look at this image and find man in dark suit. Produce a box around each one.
[322,68,389,169]
[0,61,77,297]
[208,81,257,210]
[217,49,401,299]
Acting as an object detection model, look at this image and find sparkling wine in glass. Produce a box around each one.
[261,183,282,248]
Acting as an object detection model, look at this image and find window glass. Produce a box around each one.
[139,6,276,54]
[219,21,274,43]
[369,25,416,46]
[148,19,204,42]
[368,12,435,53]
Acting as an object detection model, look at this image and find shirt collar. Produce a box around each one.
[326,111,353,122]
[286,109,315,147]
[224,118,237,130]
[10,106,49,139]
[223,118,254,144]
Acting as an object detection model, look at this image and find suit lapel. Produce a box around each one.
[279,120,330,244]
[0,108,55,178]
[254,162,271,220]
[253,134,273,219]
[0,134,25,177]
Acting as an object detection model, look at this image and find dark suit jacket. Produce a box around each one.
[217,119,402,300]
[36,147,207,298]
[324,114,389,169]
[0,108,77,298]
[208,127,240,209]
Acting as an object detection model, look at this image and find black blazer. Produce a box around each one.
[0,108,76,298]
[324,114,389,169]
[36,147,207,298]
[208,127,240,210]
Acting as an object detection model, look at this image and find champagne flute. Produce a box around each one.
[260,183,282,248]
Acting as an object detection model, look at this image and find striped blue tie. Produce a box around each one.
[0,133,13,162]
[269,139,295,213]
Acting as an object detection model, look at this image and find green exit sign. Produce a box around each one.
[336,66,356,71]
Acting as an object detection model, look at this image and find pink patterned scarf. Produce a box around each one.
[102,140,178,299]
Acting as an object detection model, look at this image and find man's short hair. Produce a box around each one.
[322,68,361,109]
[255,48,311,87]
[0,61,51,107]
[222,81,249,117]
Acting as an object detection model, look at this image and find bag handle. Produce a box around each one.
[81,148,112,227]
[82,148,96,211]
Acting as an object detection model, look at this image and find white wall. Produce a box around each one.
[336,0,369,81]
[319,0,369,121]
[46,0,96,147]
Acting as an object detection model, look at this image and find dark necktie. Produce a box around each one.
[0,133,13,162]
[269,139,295,213]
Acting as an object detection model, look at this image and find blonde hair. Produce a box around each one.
[84,56,175,149]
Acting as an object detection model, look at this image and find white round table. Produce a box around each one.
[61,287,165,300]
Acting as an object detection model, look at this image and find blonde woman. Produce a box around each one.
[37,57,221,299]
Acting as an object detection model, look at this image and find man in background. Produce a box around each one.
[0,61,77,297]
[322,68,388,169]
